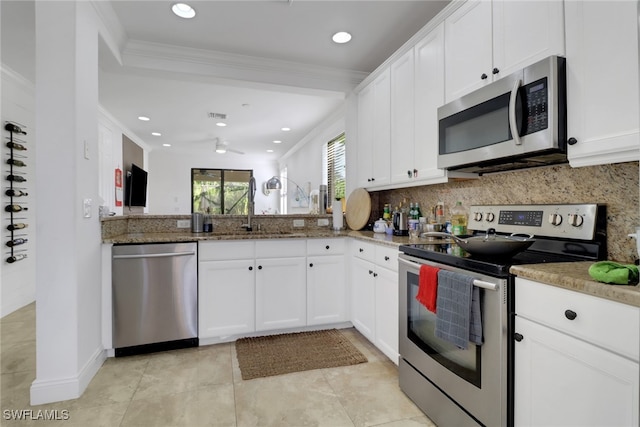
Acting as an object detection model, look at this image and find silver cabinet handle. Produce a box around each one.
[509,78,522,146]
[113,251,196,260]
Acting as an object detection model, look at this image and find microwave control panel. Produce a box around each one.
[523,77,548,135]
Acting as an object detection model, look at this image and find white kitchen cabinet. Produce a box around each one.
[390,48,416,185]
[199,259,255,338]
[356,68,391,188]
[198,241,256,339]
[350,240,399,364]
[255,239,307,331]
[307,238,347,325]
[565,1,640,167]
[411,23,448,184]
[350,255,377,342]
[444,0,565,102]
[514,278,639,426]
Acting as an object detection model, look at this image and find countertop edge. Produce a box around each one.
[511,262,640,308]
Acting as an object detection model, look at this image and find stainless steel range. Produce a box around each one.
[398,204,606,427]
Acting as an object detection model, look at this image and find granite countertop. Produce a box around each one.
[511,262,640,308]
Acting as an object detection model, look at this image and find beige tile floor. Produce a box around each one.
[1,303,436,427]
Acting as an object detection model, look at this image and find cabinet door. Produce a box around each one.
[307,255,347,325]
[371,68,392,186]
[444,0,493,101]
[515,317,639,427]
[357,83,375,188]
[413,22,448,183]
[198,259,255,338]
[565,1,640,167]
[255,256,307,331]
[374,266,399,364]
[350,256,376,342]
[390,49,416,184]
[492,0,565,78]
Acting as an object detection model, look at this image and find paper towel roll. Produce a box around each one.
[333,205,344,230]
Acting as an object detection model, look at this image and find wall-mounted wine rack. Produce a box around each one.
[5,121,29,264]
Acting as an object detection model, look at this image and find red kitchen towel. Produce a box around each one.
[416,264,439,313]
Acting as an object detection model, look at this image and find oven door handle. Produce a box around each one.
[398,257,500,292]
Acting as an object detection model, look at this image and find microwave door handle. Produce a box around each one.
[509,79,522,145]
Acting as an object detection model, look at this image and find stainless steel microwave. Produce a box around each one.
[437,55,567,175]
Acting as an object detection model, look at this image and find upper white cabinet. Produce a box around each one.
[356,68,391,188]
[390,23,449,186]
[565,1,640,167]
[444,0,565,102]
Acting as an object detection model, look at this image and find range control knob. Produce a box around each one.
[568,213,584,227]
[486,212,495,222]
[549,213,563,226]
[473,212,483,222]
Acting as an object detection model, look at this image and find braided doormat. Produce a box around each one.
[235,329,367,380]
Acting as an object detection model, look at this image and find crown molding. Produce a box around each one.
[90,0,127,65]
[120,39,368,93]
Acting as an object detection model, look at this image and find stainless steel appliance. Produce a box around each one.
[398,204,606,427]
[438,56,567,175]
[112,242,198,356]
[393,211,409,236]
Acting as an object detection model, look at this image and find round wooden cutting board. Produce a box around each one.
[345,188,371,231]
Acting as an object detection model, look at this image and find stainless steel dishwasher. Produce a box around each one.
[112,242,198,356]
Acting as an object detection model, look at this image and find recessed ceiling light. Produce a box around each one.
[273,140,282,144]
[172,3,196,19]
[163,143,171,147]
[281,127,291,132]
[267,149,274,153]
[216,122,227,127]
[138,116,150,121]
[152,132,162,136]
[332,31,352,44]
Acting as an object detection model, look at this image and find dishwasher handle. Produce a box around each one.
[113,251,196,260]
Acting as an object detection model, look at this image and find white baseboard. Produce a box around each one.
[30,347,107,405]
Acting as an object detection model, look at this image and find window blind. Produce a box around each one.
[327,133,346,204]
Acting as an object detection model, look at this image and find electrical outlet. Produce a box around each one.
[293,219,305,228]
[177,220,191,228]
[83,198,92,218]
[317,218,329,226]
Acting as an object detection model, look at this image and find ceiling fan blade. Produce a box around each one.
[227,147,245,155]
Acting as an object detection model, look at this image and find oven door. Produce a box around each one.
[398,254,508,427]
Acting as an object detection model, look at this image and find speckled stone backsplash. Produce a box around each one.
[371,162,639,263]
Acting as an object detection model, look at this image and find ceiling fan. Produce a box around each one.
[214,138,244,155]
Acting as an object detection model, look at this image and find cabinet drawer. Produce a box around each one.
[199,241,255,261]
[375,245,399,272]
[516,278,640,361]
[350,240,375,262]
[307,238,346,256]
[255,239,306,258]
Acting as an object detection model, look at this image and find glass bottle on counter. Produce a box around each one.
[451,201,468,236]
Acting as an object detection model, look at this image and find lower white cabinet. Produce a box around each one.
[199,238,346,341]
[350,240,399,364]
[255,255,307,331]
[514,278,639,426]
[199,259,255,338]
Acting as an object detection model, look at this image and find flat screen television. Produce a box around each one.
[125,163,148,207]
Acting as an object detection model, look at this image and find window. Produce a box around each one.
[191,169,253,214]
[326,133,346,205]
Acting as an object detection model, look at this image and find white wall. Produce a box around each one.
[280,107,346,214]
[148,149,280,215]
[98,107,150,216]
[1,66,36,317]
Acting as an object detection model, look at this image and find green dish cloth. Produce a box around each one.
[588,261,639,285]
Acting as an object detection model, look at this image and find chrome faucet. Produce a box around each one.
[242,176,256,231]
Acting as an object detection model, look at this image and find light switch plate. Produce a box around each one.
[83,198,92,218]
[293,219,305,228]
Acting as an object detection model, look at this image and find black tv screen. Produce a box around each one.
[125,163,148,207]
